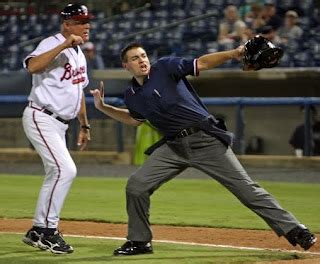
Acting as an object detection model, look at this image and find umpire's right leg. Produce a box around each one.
[125,143,188,242]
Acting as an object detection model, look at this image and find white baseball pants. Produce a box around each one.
[22,106,77,229]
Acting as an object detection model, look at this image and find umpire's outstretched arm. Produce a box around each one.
[90,81,142,127]
[197,45,244,71]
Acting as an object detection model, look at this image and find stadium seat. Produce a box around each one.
[310,26,320,41]
[170,9,186,20]
[285,39,302,54]
[169,0,185,8]
[278,51,293,67]
[39,13,48,23]
[154,9,169,19]
[118,20,132,31]
[293,51,313,67]
[187,0,207,12]
[297,0,313,16]
[309,41,320,66]
[225,0,244,7]
[207,0,226,10]
[205,41,219,53]
[28,14,38,24]
[298,16,311,31]
[95,11,105,20]
[276,0,295,13]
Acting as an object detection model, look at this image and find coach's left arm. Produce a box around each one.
[77,91,91,150]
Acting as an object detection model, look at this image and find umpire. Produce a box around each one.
[90,42,317,255]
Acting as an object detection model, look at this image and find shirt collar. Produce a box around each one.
[130,74,150,94]
[54,33,66,42]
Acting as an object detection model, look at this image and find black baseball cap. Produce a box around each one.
[60,3,93,21]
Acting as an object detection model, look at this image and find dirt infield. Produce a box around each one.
[1,219,319,263]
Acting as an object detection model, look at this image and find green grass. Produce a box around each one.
[0,174,319,231]
[0,233,305,264]
[0,174,319,263]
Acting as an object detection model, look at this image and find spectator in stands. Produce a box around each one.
[257,25,281,45]
[238,2,265,41]
[278,10,303,46]
[239,0,264,24]
[260,1,282,31]
[218,5,248,44]
[289,105,320,157]
[242,2,265,31]
[82,41,105,89]
[112,0,130,15]
[82,41,105,71]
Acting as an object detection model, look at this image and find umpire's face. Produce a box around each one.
[123,47,150,79]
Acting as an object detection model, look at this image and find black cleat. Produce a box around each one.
[285,225,317,250]
[38,230,74,254]
[113,240,153,256]
[22,229,41,248]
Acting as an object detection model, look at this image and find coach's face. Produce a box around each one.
[64,19,91,42]
[123,47,151,79]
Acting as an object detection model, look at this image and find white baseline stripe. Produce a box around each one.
[3,232,320,256]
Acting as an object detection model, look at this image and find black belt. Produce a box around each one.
[42,109,70,124]
[28,102,70,125]
[175,127,201,138]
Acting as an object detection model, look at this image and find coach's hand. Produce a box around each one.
[63,34,84,48]
[90,81,105,111]
[77,128,90,151]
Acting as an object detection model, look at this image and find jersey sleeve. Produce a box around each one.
[23,37,57,69]
[158,57,199,79]
[129,109,146,122]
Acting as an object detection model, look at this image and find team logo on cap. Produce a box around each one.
[60,4,93,21]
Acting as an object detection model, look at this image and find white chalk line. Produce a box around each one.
[1,231,320,256]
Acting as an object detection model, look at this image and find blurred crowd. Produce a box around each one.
[0,0,149,17]
[218,1,303,49]
[0,0,319,71]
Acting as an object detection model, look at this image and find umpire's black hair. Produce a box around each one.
[120,42,145,62]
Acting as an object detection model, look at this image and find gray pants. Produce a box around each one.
[126,131,300,241]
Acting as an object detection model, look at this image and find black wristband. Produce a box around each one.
[81,124,91,130]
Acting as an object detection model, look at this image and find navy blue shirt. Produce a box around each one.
[124,57,234,145]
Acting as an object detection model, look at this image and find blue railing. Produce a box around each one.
[0,95,124,106]
[1,96,320,156]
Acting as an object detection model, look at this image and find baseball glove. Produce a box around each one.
[242,35,283,71]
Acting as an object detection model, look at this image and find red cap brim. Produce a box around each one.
[71,13,94,21]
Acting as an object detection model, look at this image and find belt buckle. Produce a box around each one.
[180,129,189,138]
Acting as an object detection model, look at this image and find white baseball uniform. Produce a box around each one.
[22,33,89,229]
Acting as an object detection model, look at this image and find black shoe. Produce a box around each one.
[22,228,42,248]
[38,230,74,254]
[285,225,317,250]
[113,240,153,256]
